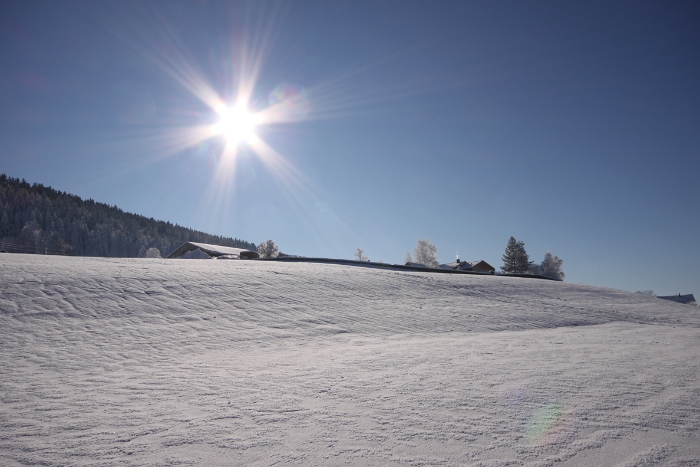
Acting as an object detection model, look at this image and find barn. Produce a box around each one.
[167,242,260,260]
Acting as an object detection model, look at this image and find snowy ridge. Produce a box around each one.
[1,255,699,466]
[1,255,694,338]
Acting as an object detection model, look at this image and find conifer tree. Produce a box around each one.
[501,236,531,273]
[0,211,9,238]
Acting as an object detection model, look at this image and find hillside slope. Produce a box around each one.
[0,174,256,257]
[1,255,699,466]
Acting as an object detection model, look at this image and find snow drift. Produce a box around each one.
[1,254,699,466]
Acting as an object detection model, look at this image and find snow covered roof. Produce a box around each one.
[405,262,429,268]
[438,260,495,272]
[469,260,495,272]
[658,294,696,305]
[167,242,260,260]
[439,261,470,270]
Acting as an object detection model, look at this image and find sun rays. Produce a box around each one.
[119,18,316,217]
[102,3,433,253]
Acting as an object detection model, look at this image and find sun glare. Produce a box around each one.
[126,19,358,250]
[214,103,259,146]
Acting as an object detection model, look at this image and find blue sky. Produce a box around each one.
[1,1,698,295]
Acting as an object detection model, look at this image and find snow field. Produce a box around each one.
[1,254,699,466]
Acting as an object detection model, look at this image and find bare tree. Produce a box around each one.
[414,239,438,268]
[405,252,413,264]
[354,248,368,261]
[257,239,279,258]
[145,247,161,258]
[539,251,564,280]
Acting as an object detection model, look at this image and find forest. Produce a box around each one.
[0,174,256,258]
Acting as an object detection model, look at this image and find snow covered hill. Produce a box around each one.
[1,254,699,466]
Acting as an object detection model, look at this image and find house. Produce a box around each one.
[438,259,495,273]
[438,261,464,270]
[167,242,260,260]
[658,294,696,305]
[467,260,495,273]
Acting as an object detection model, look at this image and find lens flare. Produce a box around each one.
[523,402,572,449]
[267,83,310,119]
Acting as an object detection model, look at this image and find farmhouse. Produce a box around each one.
[439,259,496,273]
[167,242,260,260]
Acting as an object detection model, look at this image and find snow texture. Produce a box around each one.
[1,254,699,466]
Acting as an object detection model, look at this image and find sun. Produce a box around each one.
[214,103,259,146]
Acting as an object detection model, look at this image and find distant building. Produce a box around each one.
[657,293,696,305]
[438,259,495,273]
[167,242,260,260]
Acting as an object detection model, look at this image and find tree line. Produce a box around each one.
[357,236,565,280]
[0,174,256,258]
[501,236,564,280]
